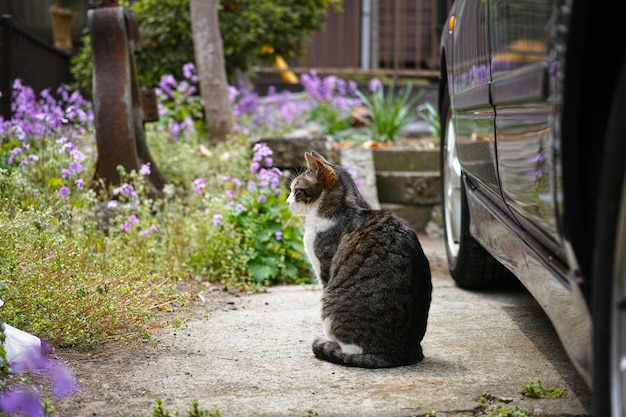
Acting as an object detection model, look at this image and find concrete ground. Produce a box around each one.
[56,235,592,417]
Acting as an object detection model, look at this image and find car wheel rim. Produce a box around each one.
[612,179,626,416]
[444,114,462,259]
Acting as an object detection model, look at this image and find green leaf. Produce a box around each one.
[248,263,274,283]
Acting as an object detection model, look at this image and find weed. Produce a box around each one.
[521,380,565,399]
[485,405,533,417]
[142,399,220,417]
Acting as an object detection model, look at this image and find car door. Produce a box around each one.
[449,0,503,204]
[488,0,563,257]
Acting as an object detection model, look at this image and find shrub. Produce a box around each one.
[71,0,343,90]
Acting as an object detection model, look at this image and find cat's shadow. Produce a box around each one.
[416,356,468,376]
[345,356,468,377]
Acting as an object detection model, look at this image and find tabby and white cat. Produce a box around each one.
[287,151,432,368]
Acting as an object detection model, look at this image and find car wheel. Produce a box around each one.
[592,57,626,417]
[439,83,509,289]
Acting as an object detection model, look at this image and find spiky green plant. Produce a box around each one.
[355,80,424,144]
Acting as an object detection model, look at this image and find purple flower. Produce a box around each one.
[113,184,138,200]
[48,361,80,398]
[75,178,84,190]
[192,177,206,194]
[0,345,80,417]
[140,163,151,176]
[158,74,177,99]
[71,149,85,162]
[128,214,139,224]
[252,143,273,163]
[182,62,197,83]
[228,86,239,103]
[368,78,382,92]
[275,231,283,241]
[212,213,223,226]
[121,222,131,231]
[69,161,83,173]
[58,186,70,198]
[256,195,267,204]
[0,387,45,417]
[61,168,72,179]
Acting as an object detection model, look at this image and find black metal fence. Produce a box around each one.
[1,14,72,120]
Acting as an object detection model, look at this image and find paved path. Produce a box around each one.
[57,235,592,417]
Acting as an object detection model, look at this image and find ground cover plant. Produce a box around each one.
[0,65,436,416]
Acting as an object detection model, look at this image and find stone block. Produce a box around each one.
[381,203,434,233]
[252,136,332,169]
[372,148,439,172]
[376,171,440,205]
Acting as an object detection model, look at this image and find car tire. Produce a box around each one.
[439,83,510,289]
[592,56,626,417]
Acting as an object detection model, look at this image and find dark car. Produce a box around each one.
[438,0,625,414]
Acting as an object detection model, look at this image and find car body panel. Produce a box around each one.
[448,0,502,201]
[440,0,593,385]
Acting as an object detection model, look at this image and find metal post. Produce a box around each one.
[89,4,166,197]
[1,14,12,120]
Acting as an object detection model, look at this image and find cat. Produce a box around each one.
[286,150,432,368]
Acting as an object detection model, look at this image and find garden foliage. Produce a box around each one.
[0,61,437,415]
[71,0,343,90]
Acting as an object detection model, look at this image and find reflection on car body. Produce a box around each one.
[438,0,626,415]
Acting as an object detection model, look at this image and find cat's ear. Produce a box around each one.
[311,150,331,164]
[304,152,318,170]
[305,152,337,188]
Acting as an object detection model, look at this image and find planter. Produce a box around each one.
[252,135,381,209]
[50,5,74,51]
[370,139,442,234]
[251,135,332,171]
[251,134,443,235]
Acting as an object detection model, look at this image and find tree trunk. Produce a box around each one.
[189,0,234,144]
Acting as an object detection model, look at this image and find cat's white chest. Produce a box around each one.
[303,202,335,281]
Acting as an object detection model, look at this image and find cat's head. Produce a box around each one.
[286,150,368,217]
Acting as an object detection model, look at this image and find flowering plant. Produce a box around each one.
[0,325,79,417]
[154,63,205,140]
[299,71,360,137]
[189,142,311,287]
[230,84,311,136]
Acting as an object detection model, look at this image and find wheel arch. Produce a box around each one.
[560,0,626,297]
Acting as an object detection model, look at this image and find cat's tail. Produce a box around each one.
[312,337,422,369]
